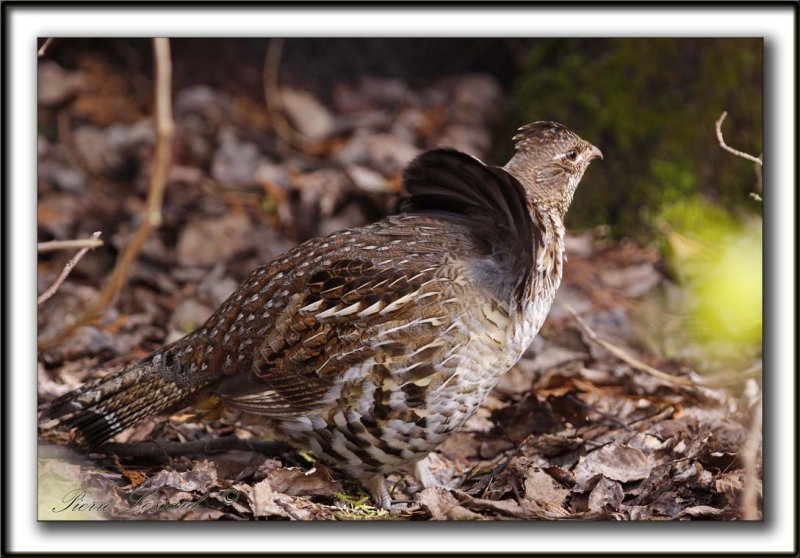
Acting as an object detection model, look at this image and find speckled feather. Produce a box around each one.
[43,121,601,507]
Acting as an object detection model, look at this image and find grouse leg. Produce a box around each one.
[362,473,393,509]
[414,456,438,489]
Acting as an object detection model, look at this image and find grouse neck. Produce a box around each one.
[510,203,567,353]
[503,159,574,221]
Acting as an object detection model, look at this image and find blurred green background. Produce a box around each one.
[500,38,762,239]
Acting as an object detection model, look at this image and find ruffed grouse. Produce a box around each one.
[44,121,602,508]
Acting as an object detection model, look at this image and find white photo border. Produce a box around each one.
[4,2,795,555]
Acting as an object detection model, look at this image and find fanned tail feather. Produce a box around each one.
[42,352,206,449]
[399,148,537,305]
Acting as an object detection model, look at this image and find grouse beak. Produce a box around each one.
[588,145,603,161]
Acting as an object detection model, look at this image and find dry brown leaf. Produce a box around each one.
[573,444,654,491]
[587,477,624,512]
[280,88,335,141]
[113,456,148,489]
[456,492,548,520]
[248,478,289,518]
[418,487,482,520]
[176,214,255,268]
[523,467,570,511]
[673,505,725,519]
[131,460,218,494]
[265,467,342,498]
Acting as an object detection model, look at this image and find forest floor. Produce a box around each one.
[36,45,761,521]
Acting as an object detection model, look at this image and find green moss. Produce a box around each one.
[332,491,391,520]
[260,194,277,214]
[295,449,317,464]
[503,38,762,239]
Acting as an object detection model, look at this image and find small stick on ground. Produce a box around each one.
[38,38,174,350]
[37,231,102,306]
[102,437,290,460]
[566,305,696,388]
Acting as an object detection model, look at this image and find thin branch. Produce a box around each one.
[753,158,763,195]
[262,38,308,150]
[715,111,763,166]
[740,396,762,520]
[38,37,55,58]
[264,38,290,142]
[38,38,174,350]
[38,235,104,253]
[716,111,762,203]
[103,437,290,460]
[37,232,102,306]
[566,305,697,388]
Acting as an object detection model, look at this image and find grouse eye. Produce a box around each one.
[566,150,578,161]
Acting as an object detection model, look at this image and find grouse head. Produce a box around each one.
[504,121,602,216]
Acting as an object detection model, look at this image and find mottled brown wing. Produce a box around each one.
[216,256,459,417]
[400,148,536,305]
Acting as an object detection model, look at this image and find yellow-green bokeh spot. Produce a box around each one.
[660,196,762,360]
[690,227,762,346]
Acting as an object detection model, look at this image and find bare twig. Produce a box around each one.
[263,38,309,150]
[753,159,763,195]
[38,234,103,253]
[715,111,763,166]
[716,111,762,203]
[263,39,292,143]
[38,38,174,350]
[103,437,289,460]
[740,396,762,520]
[37,231,103,306]
[566,305,697,388]
[471,444,524,498]
[38,37,55,58]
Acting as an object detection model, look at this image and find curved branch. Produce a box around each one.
[263,38,311,151]
[38,38,174,350]
[715,111,763,166]
[37,231,103,306]
[567,305,697,388]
